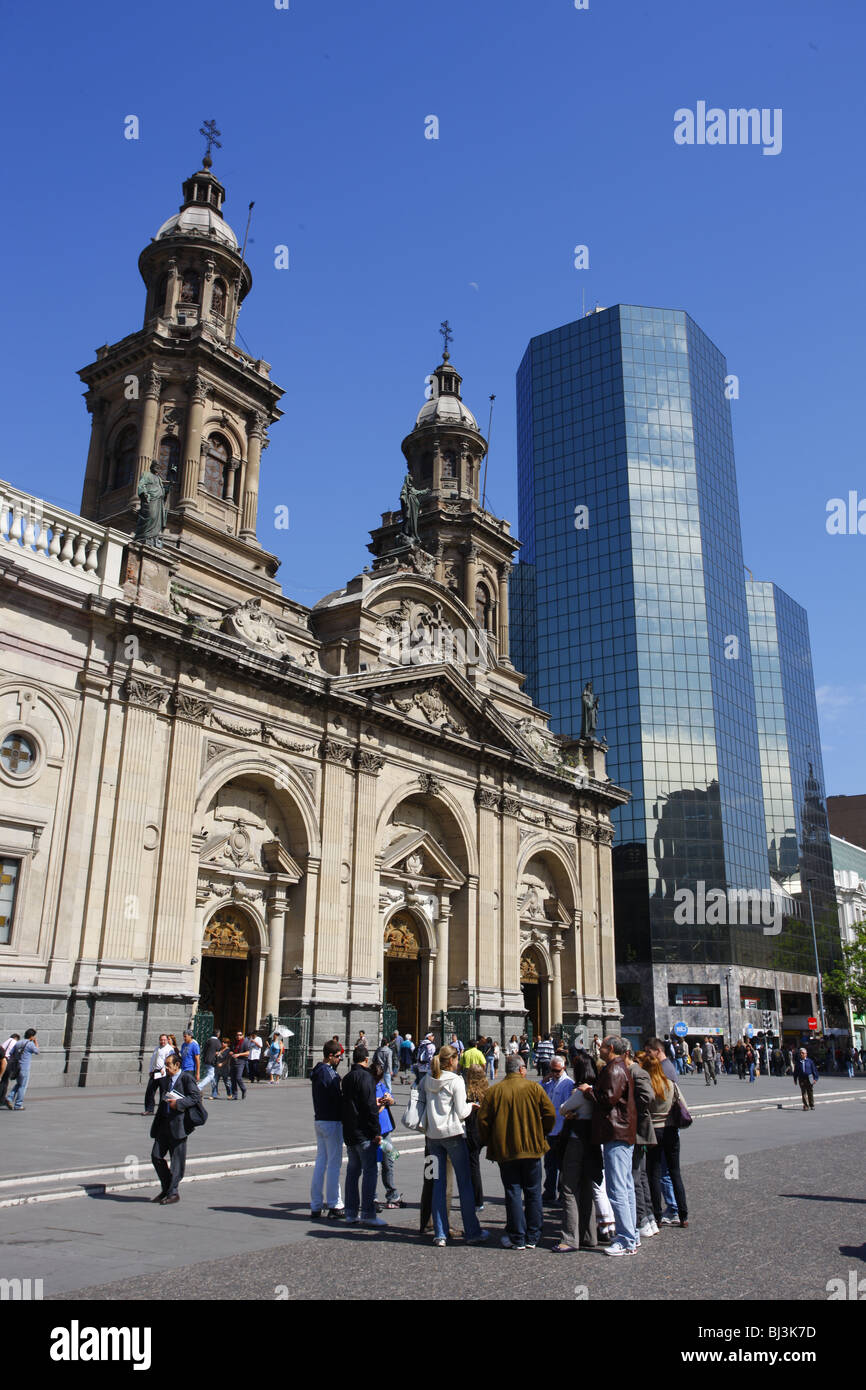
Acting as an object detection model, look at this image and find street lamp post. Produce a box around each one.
[806,877,828,1036]
[724,970,733,1046]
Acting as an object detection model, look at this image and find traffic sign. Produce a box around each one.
[807,1017,818,1031]
[745,1024,754,1037]
[673,1022,689,1037]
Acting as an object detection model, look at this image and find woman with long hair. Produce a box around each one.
[464,1064,489,1210]
[423,1045,490,1247]
[642,1051,689,1229]
[554,1050,603,1251]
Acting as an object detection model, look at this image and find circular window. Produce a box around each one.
[0,733,38,780]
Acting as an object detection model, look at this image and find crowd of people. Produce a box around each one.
[307,1032,698,1253]
[141,1027,288,1113]
[663,1034,863,1081]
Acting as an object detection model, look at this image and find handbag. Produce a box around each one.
[400,1078,427,1133]
[668,1083,693,1129]
[184,1100,208,1129]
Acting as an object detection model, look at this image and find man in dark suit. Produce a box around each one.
[150,1052,202,1205]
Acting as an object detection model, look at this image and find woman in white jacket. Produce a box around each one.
[423,1045,490,1247]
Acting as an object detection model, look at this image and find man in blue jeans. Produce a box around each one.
[582,1036,638,1255]
[341,1045,386,1229]
[477,1054,556,1249]
[6,1029,39,1111]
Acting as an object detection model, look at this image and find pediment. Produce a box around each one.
[200,830,303,882]
[334,664,549,763]
[380,827,465,886]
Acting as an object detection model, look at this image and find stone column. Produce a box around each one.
[475,788,500,992]
[240,410,267,539]
[497,561,512,660]
[134,369,162,489]
[263,895,289,1018]
[431,436,442,492]
[596,825,616,1000]
[463,542,479,615]
[151,692,210,964]
[432,890,450,1013]
[300,856,321,984]
[577,817,600,999]
[80,395,108,517]
[191,898,208,1015]
[101,679,168,961]
[434,542,445,586]
[179,372,209,509]
[47,671,110,974]
[314,739,353,978]
[165,257,180,318]
[550,931,564,1029]
[201,257,216,320]
[348,750,383,981]
[500,797,522,996]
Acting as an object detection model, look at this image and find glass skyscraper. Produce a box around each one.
[747,581,839,975]
[513,305,837,1041]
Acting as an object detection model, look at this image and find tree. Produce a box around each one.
[823,921,866,1019]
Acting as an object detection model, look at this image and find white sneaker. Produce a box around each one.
[660,1215,677,1226]
[604,1241,632,1256]
[637,1220,657,1238]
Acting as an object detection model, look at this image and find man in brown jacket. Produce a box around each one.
[477,1054,556,1249]
[580,1035,638,1255]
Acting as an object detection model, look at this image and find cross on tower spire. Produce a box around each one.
[199,119,222,169]
[439,319,453,362]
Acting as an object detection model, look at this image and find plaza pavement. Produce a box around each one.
[2,1070,864,1301]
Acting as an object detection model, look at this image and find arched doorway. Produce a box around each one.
[521,948,545,1038]
[384,912,422,1041]
[198,906,258,1034]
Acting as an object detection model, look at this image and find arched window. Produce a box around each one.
[157,435,179,479]
[211,279,227,317]
[202,433,232,499]
[180,269,200,305]
[113,424,138,490]
[475,583,493,630]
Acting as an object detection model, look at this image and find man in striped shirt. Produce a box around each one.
[535,1034,555,1080]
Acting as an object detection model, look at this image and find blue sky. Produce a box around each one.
[1,0,864,793]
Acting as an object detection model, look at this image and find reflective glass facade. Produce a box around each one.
[514,306,774,973]
[747,580,839,972]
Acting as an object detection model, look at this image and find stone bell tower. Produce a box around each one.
[77,134,284,596]
[367,334,519,666]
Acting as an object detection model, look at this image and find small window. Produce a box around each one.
[180,269,200,305]
[211,279,227,317]
[202,433,232,499]
[157,436,179,479]
[0,857,20,944]
[475,583,493,630]
[155,273,169,316]
[0,734,37,779]
[113,424,138,489]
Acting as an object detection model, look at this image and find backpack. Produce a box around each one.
[5,1042,26,1082]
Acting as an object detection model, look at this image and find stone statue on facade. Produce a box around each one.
[400,472,428,545]
[580,680,600,738]
[133,462,170,547]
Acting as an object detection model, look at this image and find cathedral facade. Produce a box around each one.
[0,155,627,1085]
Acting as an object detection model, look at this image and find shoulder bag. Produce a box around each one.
[400,1076,427,1133]
[668,1082,693,1129]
